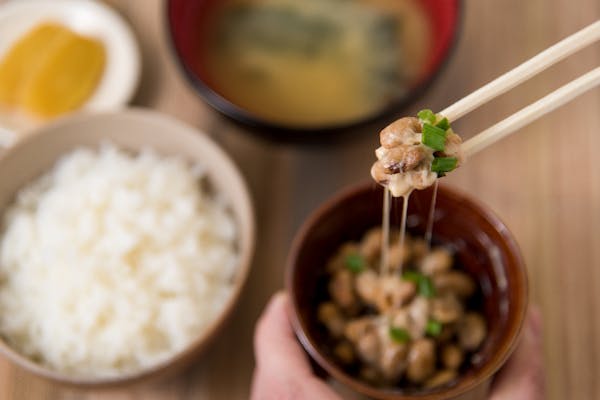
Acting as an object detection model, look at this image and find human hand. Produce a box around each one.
[489,306,545,400]
[251,292,341,400]
[250,292,544,400]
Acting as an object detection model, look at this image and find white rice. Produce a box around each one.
[0,144,238,378]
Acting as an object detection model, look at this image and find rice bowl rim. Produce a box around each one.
[0,108,256,387]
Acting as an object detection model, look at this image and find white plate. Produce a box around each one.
[0,0,141,136]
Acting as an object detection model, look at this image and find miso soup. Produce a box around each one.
[200,0,431,128]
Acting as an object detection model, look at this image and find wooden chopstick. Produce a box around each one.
[462,67,600,157]
[441,20,600,122]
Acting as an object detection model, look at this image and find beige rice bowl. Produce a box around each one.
[0,143,239,378]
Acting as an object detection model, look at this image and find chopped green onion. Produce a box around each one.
[436,117,450,131]
[389,327,411,343]
[418,276,436,298]
[403,271,436,298]
[417,109,436,124]
[426,319,443,337]
[345,253,365,273]
[423,123,447,138]
[431,157,458,174]
[422,123,447,151]
[402,270,422,283]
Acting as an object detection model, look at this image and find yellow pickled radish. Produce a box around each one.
[0,23,71,107]
[20,32,106,117]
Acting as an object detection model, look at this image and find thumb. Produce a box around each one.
[251,292,342,400]
[489,306,545,400]
[253,291,313,376]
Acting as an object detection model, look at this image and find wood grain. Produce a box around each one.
[0,0,599,399]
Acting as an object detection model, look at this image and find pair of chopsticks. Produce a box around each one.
[441,20,600,157]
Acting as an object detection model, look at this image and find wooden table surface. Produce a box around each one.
[1,0,599,399]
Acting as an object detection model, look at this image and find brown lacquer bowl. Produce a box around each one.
[286,182,527,399]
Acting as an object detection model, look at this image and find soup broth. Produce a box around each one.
[200,0,431,127]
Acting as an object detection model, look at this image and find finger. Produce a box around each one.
[490,306,545,400]
[251,292,341,400]
[253,291,313,376]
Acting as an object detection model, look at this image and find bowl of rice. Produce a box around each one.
[0,109,255,386]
